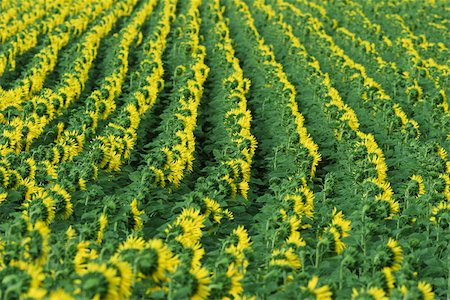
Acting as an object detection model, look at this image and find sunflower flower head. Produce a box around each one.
[50,184,72,219]
[22,189,55,225]
[300,276,332,300]
[66,226,76,241]
[351,287,388,300]
[23,220,50,267]
[5,260,46,299]
[129,198,144,231]
[0,188,7,204]
[49,289,76,300]
[96,214,108,244]
[135,239,179,283]
[330,208,351,238]
[270,247,302,270]
[417,281,434,300]
[172,208,205,247]
[430,201,450,225]
[74,241,98,273]
[382,267,395,291]
[190,266,211,300]
[203,197,223,223]
[385,238,403,271]
[76,263,121,300]
[109,256,133,299]
[410,175,425,198]
[225,263,244,298]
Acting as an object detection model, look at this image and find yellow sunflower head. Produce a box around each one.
[189,266,211,300]
[76,263,121,300]
[300,276,333,300]
[135,239,179,283]
[385,238,403,271]
[109,257,133,299]
[430,201,450,226]
[22,189,55,225]
[129,199,144,231]
[351,287,388,300]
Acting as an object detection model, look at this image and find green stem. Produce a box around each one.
[168,278,174,300]
[339,256,347,290]
[361,206,367,257]
[315,241,322,268]
[447,251,450,300]
[300,250,305,273]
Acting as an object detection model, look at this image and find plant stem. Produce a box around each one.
[447,250,450,300]
[315,241,322,268]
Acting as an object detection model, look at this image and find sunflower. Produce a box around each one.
[225,226,251,265]
[129,199,144,231]
[430,201,450,223]
[190,266,211,300]
[323,209,350,254]
[0,240,4,267]
[74,241,98,273]
[284,184,315,219]
[286,230,306,248]
[96,213,108,244]
[300,276,332,300]
[375,193,399,220]
[184,241,205,269]
[382,267,395,291]
[417,281,434,300]
[0,188,7,204]
[385,238,403,271]
[0,166,9,187]
[203,197,223,223]
[239,181,250,199]
[233,226,252,251]
[161,147,174,170]
[223,208,234,220]
[77,263,121,300]
[271,247,301,269]
[50,184,72,219]
[51,146,61,164]
[397,281,434,300]
[109,257,133,299]
[8,260,46,299]
[221,174,237,197]
[126,104,140,129]
[22,189,55,225]
[141,239,179,282]
[24,220,50,267]
[78,177,87,191]
[49,289,76,300]
[173,208,205,247]
[437,146,448,161]
[66,226,76,241]
[169,154,186,186]
[149,166,165,187]
[410,175,425,197]
[116,236,146,254]
[25,157,37,179]
[351,287,388,300]
[112,236,147,275]
[91,164,99,179]
[225,263,244,298]
[440,174,450,201]
[122,135,134,159]
[327,226,346,254]
[330,208,351,235]
[43,161,58,179]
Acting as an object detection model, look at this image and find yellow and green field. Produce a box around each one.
[0,0,449,298]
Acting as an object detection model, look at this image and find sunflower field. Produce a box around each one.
[0,0,449,298]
